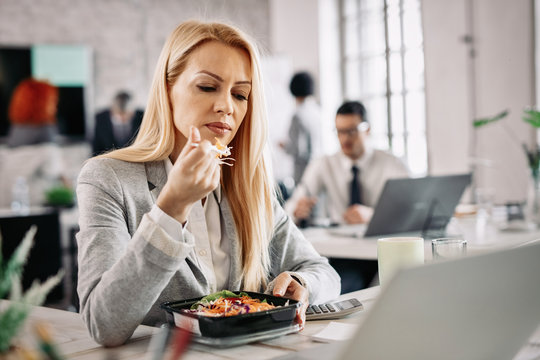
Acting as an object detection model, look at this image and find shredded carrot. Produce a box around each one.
[190,295,277,317]
[212,137,231,158]
[215,137,226,151]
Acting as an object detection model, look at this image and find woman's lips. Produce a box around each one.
[205,122,231,135]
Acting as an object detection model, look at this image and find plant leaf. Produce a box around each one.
[9,274,22,301]
[523,108,540,128]
[22,270,64,306]
[0,226,36,299]
[0,302,31,352]
[473,109,509,127]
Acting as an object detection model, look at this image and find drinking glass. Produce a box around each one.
[431,238,467,261]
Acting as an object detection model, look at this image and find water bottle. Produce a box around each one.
[11,176,30,214]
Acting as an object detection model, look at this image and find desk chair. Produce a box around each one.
[0,209,64,304]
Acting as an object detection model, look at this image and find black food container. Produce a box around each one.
[160,291,300,338]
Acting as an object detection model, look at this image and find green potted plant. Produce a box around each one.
[522,109,540,178]
[44,186,75,208]
[0,226,63,353]
[474,108,540,226]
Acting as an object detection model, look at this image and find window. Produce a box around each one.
[339,0,427,175]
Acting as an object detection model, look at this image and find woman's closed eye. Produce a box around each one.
[198,85,216,92]
[233,93,248,101]
[198,85,248,101]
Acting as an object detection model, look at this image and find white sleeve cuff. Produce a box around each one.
[148,204,188,242]
[138,213,194,259]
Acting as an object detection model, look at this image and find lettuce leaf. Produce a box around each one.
[190,290,249,309]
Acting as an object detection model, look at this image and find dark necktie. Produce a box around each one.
[350,165,362,205]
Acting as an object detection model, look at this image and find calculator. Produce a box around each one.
[306,298,363,320]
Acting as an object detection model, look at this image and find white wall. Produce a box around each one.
[422,0,471,176]
[269,0,321,90]
[318,0,343,154]
[423,0,534,204]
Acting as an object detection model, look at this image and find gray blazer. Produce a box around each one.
[76,158,340,346]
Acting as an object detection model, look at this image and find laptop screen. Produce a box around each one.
[364,173,472,237]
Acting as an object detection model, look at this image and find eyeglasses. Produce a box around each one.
[336,122,369,137]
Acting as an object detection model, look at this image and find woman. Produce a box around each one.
[77,20,340,346]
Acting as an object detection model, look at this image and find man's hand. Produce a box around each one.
[272,272,309,330]
[293,196,317,220]
[343,204,374,224]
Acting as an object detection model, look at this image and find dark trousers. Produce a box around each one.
[329,258,378,294]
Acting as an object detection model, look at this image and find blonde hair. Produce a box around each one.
[101,20,275,291]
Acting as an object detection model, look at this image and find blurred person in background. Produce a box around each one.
[92,90,143,156]
[280,71,322,189]
[0,78,71,209]
[7,78,59,147]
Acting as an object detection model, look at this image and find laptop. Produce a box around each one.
[328,173,472,238]
[282,242,540,360]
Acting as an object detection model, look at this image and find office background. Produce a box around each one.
[0,0,536,205]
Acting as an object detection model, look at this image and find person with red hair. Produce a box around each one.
[0,78,70,209]
[7,78,59,147]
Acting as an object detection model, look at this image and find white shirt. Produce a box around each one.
[147,159,230,291]
[284,147,410,224]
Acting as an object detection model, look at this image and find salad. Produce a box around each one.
[184,290,279,317]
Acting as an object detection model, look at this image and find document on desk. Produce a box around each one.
[311,322,359,343]
[327,224,367,238]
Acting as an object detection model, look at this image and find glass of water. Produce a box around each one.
[431,238,467,261]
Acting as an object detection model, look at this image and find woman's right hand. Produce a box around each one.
[156,126,221,223]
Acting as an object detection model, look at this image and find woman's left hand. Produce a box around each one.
[272,272,309,330]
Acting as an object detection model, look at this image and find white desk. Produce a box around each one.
[303,215,540,260]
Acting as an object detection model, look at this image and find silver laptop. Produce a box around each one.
[285,242,540,360]
[364,173,471,237]
[327,174,471,239]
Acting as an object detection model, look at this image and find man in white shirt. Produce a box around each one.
[285,100,410,293]
[285,100,409,226]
